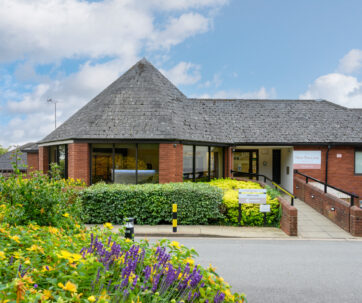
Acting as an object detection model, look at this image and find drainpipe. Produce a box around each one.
[324,145,331,193]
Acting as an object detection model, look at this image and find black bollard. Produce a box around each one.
[125,217,134,240]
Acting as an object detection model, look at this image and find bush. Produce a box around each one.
[0,169,86,229]
[81,182,224,225]
[0,223,246,302]
[209,178,281,226]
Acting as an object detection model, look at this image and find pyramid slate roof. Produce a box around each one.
[39,59,362,145]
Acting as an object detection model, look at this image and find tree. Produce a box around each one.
[0,145,8,156]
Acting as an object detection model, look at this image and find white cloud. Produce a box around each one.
[0,0,223,63]
[161,62,201,85]
[198,87,277,99]
[0,0,228,147]
[338,49,362,74]
[300,73,362,108]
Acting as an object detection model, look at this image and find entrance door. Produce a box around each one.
[233,150,258,178]
[272,149,281,184]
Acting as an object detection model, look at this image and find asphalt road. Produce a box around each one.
[140,238,362,303]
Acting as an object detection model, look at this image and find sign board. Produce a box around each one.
[239,189,267,204]
[259,204,271,213]
[293,151,321,169]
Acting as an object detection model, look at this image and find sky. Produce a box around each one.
[0,0,362,148]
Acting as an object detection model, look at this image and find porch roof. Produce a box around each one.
[39,59,362,145]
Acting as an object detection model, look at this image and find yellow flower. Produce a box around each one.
[42,265,54,272]
[88,295,96,302]
[0,251,5,260]
[63,213,70,218]
[183,257,194,266]
[26,244,44,254]
[59,281,77,293]
[42,290,52,300]
[10,235,20,243]
[57,250,83,264]
[103,222,113,230]
[24,259,31,265]
[170,241,181,249]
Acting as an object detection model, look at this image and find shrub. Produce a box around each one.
[81,182,224,225]
[209,178,281,226]
[0,169,86,229]
[0,223,246,302]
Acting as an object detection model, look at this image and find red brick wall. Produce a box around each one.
[350,206,362,237]
[294,146,362,199]
[38,146,49,174]
[159,143,183,183]
[27,153,39,173]
[68,143,90,185]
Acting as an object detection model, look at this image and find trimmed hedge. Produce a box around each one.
[81,182,223,225]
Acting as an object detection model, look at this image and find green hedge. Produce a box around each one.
[81,182,223,225]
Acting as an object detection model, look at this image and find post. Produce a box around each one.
[263,213,267,226]
[125,218,134,240]
[238,203,242,226]
[351,196,354,207]
[291,197,294,206]
[172,204,177,232]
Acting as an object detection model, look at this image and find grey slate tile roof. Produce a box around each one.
[39,59,362,145]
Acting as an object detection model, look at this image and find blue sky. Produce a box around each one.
[0,0,362,147]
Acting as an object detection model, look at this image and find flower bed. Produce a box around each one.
[0,223,246,302]
[209,179,281,226]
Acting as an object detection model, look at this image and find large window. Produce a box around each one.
[91,143,159,184]
[355,150,362,174]
[183,145,224,181]
[49,145,68,179]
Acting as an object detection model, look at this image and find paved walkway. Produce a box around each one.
[294,198,355,239]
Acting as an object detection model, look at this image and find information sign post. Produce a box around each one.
[238,189,268,226]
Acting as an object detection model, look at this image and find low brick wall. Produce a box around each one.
[278,196,298,236]
[294,177,353,233]
[233,177,298,236]
[350,206,362,237]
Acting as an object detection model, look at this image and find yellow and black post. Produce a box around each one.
[172,203,177,232]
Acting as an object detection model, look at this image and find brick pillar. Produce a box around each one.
[350,206,362,237]
[27,153,39,173]
[68,143,90,185]
[39,146,49,174]
[159,143,183,183]
[224,147,233,178]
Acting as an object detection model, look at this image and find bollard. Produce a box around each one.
[125,217,134,240]
[172,204,177,232]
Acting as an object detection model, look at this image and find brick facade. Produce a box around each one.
[27,153,39,173]
[68,143,90,185]
[294,145,362,200]
[159,143,183,183]
[38,146,49,174]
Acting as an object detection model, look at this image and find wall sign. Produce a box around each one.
[293,151,321,169]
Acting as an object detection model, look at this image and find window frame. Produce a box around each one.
[354,149,362,175]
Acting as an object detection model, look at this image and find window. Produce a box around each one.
[91,143,159,184]
[183,145,224,181]
[49,145,68,178]
[355,150,362,174]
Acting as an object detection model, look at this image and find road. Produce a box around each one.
[140,238,362,303]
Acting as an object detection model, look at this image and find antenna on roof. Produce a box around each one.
[47,98,58,129]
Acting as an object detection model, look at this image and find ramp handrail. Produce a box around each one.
[294,170,359,207]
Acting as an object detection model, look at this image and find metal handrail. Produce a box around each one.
[231,170,295,206]
[294,170,359,207]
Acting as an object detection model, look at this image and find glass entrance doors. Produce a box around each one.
[233,150,258,177]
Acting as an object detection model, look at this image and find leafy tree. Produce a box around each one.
[0,144,8,155]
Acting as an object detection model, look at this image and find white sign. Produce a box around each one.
[293,151,321,169]
[239,189,267,204]
[259,204,271,213]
